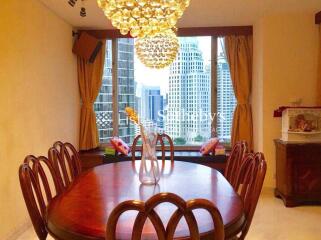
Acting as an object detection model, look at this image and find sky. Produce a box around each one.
[134,36,219,97]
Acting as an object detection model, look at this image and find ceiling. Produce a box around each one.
[39,0,321,29]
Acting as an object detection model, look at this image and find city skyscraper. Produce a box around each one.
[94,39,136,143]
[140,86,164,128]
[216,52,236,141]
[166,38,211,144]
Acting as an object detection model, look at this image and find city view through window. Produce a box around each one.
[95,37,236,145]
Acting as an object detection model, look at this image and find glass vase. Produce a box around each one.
[139,126,160,185]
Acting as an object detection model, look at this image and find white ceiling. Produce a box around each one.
[39,0,321,29]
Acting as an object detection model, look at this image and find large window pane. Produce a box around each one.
[117,39,136,144]
[95,40,113,143]
[166,37,211,145]
[135,37,212,146]
[95,36,236,146]
[216,38,237,142]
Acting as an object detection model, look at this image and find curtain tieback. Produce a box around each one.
[82,103,94,110]
[237,102,250,105]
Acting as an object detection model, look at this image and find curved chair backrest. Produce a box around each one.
[106,192,224,240]
[235,152,267,240]
[224,141,248,189]
[49,141,81,189]
[19,156,62,240]
[131,133,174,163]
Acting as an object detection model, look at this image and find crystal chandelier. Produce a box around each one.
[97,0,190,37]
[135,29,179,69]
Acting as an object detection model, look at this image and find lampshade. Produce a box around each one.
[135,29,179,69]
[97,0,190,38]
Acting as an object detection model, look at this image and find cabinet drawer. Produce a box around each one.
[293,163,321,194]
[288,145,321,164]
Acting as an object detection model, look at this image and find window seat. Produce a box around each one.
[79,148,227,173]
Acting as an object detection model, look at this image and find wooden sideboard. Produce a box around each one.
[274,139,321,207]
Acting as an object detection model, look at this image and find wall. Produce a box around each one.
[0,0,79,238]
[252,13,319,187]
[252,18,264,153]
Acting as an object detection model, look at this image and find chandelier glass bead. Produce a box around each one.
[135,29,179,69]
[97,0,190,38]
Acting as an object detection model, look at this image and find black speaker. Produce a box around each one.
[72,32,103,63]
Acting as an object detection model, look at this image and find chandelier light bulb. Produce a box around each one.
[135,30,179,69]
[97,0,190,38]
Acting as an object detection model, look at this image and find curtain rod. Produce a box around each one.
[79,26,253,39]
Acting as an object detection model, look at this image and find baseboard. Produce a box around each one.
[4,219,31,240]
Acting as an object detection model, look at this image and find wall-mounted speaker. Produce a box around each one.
[72,32,103,63]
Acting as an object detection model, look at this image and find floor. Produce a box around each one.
[16,188,321,240]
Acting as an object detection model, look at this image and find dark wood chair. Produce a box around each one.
[224,141,248,189]
[19,156,62,240]
[233,152,267,240]
[106,192,224,240]
[132,133,174,163]
[48,141,81,189]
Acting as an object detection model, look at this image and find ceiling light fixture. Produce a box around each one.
[97,0,190,38]
[135,29,179,69]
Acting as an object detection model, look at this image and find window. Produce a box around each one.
[216,38,237,142]
[95,36,236,146]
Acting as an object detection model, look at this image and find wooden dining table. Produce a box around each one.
[46,161,245,240]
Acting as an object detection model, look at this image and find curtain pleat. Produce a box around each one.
[225,35,253,150]
[78,42,106,150]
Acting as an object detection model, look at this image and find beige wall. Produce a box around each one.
[252,13,319,187]
[0,1,79,238]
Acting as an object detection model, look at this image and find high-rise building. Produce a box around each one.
[94,39,135,143]
[166,38,211,144]
[94,40,113,143]
[140,86,164,128]
[216,52,236,141]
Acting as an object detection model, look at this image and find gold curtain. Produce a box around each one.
[318,25,321,105]
[78,42,106,150]
[225,35,253,149]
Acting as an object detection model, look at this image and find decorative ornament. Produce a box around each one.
[97,0,190,37]
[68,0,87,18]
[135,29,179,69]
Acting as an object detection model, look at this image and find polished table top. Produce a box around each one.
[47,161,245,240]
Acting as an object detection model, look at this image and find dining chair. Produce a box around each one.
[232,152,267,240]
[19,156,62,240]
[132,133,174,163]
[224,141,248,189]
[48,141,81,189]
[106,192,224,240]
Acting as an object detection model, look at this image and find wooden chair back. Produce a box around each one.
[131,133,174,163]
[106,192,224,240]
[224,141,248,189]
[235,152,267,240]
[48,141,81,189]
[19,156,62,240]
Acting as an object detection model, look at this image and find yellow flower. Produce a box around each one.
[125,107,139,125]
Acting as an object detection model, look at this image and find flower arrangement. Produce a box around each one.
[125,107,148,144]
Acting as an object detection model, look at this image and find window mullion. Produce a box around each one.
[211,36,218,137]
[112,39,119,136]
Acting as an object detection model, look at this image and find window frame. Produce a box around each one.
[94,27,253,150]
